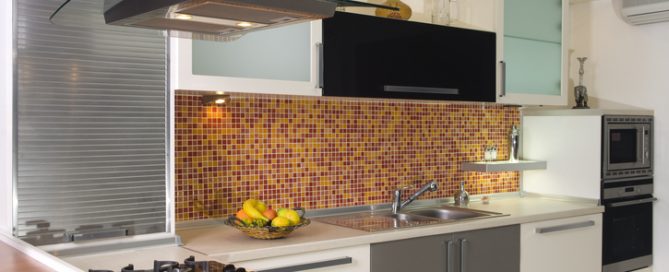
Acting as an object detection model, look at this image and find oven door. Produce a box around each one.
[603,123,651,174]
[602,195,655,272]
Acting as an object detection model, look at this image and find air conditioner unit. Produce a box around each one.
[614,0,669,25]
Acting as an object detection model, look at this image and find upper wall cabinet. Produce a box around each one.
[171,21,322,96]
[496,0,568,106]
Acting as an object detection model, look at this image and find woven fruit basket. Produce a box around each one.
[224,208,310,240]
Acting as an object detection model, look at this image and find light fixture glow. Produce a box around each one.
[175,14,192,20]
[236,22,253,27]
[202,94,231,106]
[215,91,225,95]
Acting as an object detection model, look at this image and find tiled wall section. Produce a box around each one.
[175,93,520,221]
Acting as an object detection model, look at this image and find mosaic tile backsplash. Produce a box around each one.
[175,93,520,222]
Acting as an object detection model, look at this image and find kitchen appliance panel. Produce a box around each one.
[602,115,653,179]
[602,195,654,272]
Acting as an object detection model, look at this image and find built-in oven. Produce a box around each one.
[602,177,656,272]
[602,115,653,179]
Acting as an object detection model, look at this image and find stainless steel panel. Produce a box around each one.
[15,0,168,244]
[603,184,653,200]
[603,255,652,272]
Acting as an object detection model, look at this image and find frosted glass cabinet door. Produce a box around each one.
[497,0,568,106]
[171,21,322,96]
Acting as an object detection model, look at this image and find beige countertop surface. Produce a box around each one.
[178,195,603,263]
[61,195,603,270]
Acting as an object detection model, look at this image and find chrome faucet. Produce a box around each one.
[391,180,438,214]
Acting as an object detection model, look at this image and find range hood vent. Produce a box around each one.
[50,0,398,41]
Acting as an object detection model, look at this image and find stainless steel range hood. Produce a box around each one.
[50,0,397,41]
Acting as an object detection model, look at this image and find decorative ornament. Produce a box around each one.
[573,57,590,109]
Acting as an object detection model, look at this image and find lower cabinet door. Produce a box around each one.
[234,244,369,272]
[456,225,520,272]
[521,214,602,272]
[371,234,452,272]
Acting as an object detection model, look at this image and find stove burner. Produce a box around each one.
[88,256,246,272]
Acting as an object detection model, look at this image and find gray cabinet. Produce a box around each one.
[371,225,520,272]
[458,226,520,272]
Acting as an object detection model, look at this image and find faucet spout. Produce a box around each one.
[391,180,438,214]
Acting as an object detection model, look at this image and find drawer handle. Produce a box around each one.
[257,256,352,272]
[536,220,595,234]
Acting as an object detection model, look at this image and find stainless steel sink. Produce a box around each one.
[315,205,506,232]
[386,213,430,221]
[406,206,502,220]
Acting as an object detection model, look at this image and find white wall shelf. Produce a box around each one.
[461,160,547,172]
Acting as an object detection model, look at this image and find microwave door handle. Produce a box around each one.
[642,126,647,165]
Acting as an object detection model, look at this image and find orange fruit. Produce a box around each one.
[235,209,252,226]
[262,209,277,220]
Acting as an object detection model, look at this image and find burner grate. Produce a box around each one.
[88,256,247,272]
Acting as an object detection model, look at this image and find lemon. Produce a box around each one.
[276,208,288,217]
[283,209,301,225]
[271,216,291,227]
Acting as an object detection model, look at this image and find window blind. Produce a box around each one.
[15,0,168,245]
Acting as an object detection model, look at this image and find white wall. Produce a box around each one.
[571,0,669,270]
[0,0,14,235]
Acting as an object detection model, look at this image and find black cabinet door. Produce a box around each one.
[371,234,453,272]
[322,12,496,102]
[455,225,520,272]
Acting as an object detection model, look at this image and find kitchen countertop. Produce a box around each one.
[0,239,55,272]
[63,244,210,271]
[58,195,603,270]
[178,195,602,263]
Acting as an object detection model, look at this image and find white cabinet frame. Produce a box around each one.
[170,21,323,96]
[496,0,569,106]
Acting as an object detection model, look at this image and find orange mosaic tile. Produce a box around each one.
[175,93,520,222]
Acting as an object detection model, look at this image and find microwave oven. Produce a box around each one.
[602,115,653,180]
[321,12,496,102]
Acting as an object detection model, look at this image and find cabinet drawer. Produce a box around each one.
[235,244,369,272]
[521,214,602,272]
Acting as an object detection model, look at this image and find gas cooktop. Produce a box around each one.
[88,256,246,272]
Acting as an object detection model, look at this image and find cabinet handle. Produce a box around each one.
[317,42,324,89]
[535,220,595,234]
[460,238,468,272]
[383,85,459,95]
[499,61,506,97]
[256,257,352,272]
[446,240,455,272]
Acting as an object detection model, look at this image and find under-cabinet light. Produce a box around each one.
[202,94,230,106]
